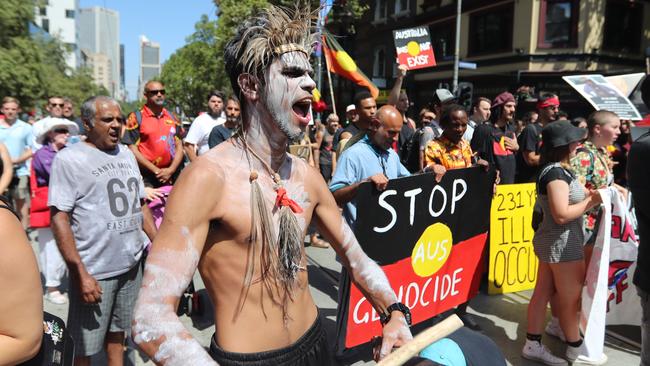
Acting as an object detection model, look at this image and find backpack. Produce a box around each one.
[402,128,426,173]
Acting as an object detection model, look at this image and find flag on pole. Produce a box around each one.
[322,31,379,99]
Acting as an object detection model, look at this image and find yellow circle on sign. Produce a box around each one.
[407,41,421,57]
[335,51,358,72]
[411,223,453,277]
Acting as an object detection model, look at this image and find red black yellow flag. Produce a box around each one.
[322,31,379,99]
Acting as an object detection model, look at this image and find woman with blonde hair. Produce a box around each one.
[571,110,625,257]
[523,121,605,365]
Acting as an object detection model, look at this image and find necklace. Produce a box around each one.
[237,132,303,214]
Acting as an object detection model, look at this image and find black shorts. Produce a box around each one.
[209,314,331,366]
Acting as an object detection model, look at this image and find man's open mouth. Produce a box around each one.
[292,99,312,125]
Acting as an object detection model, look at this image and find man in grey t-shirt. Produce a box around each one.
[50,96,156,365]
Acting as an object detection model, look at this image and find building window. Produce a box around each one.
[373,47,386,78]
[468,3,514,56]
[66,9,75,18]
[39,7,46,16]
[374,0,387,21]
[395,0,409,15]
[42,19,49,33]
[429,21,455,62]
[538,0,578,48]
[602,0,643,54]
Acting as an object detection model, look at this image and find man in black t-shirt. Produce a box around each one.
[208,97,241,148]
[471,91,519,184]
[630,77,650,365]
[516,93,560,183]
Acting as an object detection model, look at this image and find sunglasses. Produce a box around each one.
[53,128,69,134]
[50,103,65,108]
[147,89,166,95]
[100,116,125,124]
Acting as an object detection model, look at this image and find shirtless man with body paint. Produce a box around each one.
[132,6,412,366]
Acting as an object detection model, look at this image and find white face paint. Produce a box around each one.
[132,227,217,365]
[262,51,316,140]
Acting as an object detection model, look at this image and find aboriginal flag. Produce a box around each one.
[322,31,379,99]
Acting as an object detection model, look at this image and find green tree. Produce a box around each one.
[160,15,222,117]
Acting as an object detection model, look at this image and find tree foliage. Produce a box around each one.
[160,15,222,117]
[0,0,106,112]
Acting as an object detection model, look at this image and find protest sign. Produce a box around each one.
[336,167,495,350]
[488,183,538,294]
[582,188,640,359]
[393,26,436,70]
[563,74,643,120]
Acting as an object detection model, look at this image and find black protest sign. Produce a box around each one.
[338,167,495,349]
[393,26,436,70]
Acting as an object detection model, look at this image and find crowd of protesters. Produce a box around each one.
[0,51,648,365]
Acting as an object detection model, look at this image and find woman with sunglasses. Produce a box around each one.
[523,121,605,365]
[30,118,79,305]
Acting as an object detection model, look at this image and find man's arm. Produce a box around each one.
[183,142,198,162]
[387,65,407,106]
[51,208,103,303]
[312,129,323,171]
[12,147,32,165]
[0,143,13,194]
[132,162,221,365]
[141,202,157,241]
[522,150,540,166]
[313,177,412,360]
[331,174,388,205]
[129,145,160,175]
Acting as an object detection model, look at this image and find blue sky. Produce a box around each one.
[79,0,218,101]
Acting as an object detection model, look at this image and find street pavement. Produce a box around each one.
[38,236,641,365]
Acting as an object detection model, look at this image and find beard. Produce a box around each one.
[263,95,302,141]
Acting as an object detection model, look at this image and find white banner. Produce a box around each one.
[581,188,640,358]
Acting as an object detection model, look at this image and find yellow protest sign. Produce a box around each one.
[488,183,538,294]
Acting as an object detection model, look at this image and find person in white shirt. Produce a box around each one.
[183,90,226,161]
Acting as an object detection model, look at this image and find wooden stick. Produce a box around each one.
[323,50,337,116]
[377,314,464,366]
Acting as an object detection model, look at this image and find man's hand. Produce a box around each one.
[76,271,103,304]
[476,158,489,171]
[156,167,173,183]
[375,313,413,361]
[397,64,408,78]
[144,186,164,201]
[425,163,447,182]
[368,173,389,191]
[503,136,518,152]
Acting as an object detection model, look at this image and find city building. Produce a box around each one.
[138,36,161,98]
[120,44,126,100]
[78,6,121,98]
[33,0,80,70]
[339,0,650,117]
[80,51,112,93]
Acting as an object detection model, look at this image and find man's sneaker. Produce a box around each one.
[545,317,566,342]
[45,290,68,305]
[566,344,608,365]
[522,340,568,366]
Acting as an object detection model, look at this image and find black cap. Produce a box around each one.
[542,120,587,149]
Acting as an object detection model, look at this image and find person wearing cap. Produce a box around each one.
[430,88,457,137]
[471,91,519,184]
[31,118,79,305]
[629,77,650,366]
[524,121,605,365]
[516,93,560,183]
[332,104,357,151]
